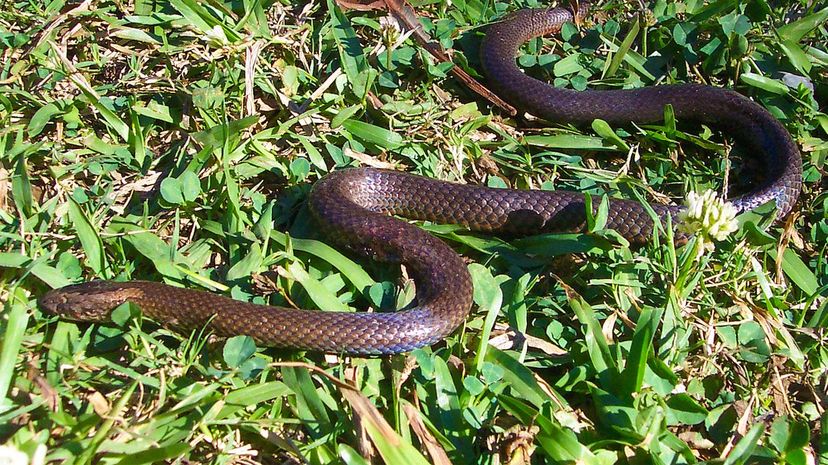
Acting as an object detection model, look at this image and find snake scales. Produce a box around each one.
[40,3,802,354]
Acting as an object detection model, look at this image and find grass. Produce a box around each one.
[0,0,826,463]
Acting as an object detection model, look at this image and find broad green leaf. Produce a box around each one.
[168,0,241,41]
[338,444,371,465]
[283,260,349,311]
[28,102,61,136]
[160,177,185,204]
[330,104,362,129]
[740,72,789,94]
[218,381,290,420]
[565,285,618,380]
[621,306,662,396]
[779,40,813,74]
[0,289,28,411]
[524,134,617,151]
[270,231,374,294]
[109,220,182,279]
[225,242,263,280]
[12,153,32,216]
[67,198,106,274]
[113,443,191,465]
[485,348,555,408]
[779,248,819,295]
[470,263,503,371]
[606,18,639,77]
[666,394,708,425]
[223,336,257,368]
[723,422,764,465]
[327,0,374,99]
[340,389,432,465]
[110,26,161,44]
[281,367,331,431]
[777,7,828,42]
[179,171,202,202]
[131,100,174,123]
[290,158,311,180]
[591,119,630,151]
[553,54,583,76]
[191,115,258,150]
[497,396,596,461]
[342,119,402,149]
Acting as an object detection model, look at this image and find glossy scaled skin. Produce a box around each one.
[480,4,802,216]
[40,3,802,355]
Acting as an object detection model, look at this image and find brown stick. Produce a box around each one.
[335,0,518,115]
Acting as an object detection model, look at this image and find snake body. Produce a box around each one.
[40,4,802,354]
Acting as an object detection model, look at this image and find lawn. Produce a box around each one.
[0,0,826,463]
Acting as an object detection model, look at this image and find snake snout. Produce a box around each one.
[39,281,137,322]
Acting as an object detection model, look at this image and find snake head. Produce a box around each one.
[39,281,141,322]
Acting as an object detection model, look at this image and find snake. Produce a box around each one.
[39,2,802,355]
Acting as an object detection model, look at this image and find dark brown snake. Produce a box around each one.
[40,3,802,354]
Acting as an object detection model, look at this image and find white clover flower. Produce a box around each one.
[203,25,229,47]
[678,189,738,244]
[0,445,29,465]
[379,15,402,47]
